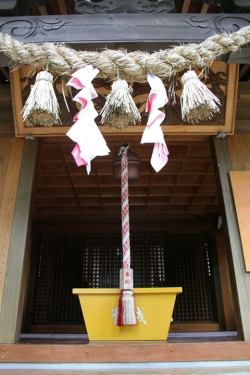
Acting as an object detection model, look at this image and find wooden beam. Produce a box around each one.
[211,137,250,341]
[0,139,39,343]
[0,14,249,66]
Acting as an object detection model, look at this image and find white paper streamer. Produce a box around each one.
[66,65,110,174]
[141,73,169,172]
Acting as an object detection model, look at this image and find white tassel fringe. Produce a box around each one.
[117,290,137,326]
[122,291,137,325]
[180,70,221,124]
[22,70,60,127]
[101,79,141,130]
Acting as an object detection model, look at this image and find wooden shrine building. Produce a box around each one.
[0,0,250,366]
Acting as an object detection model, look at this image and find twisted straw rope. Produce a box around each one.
[121,148,130,269]
[1,25,250,82]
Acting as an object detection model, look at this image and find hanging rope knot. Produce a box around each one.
[118,142,130,156]
[181,70,198,85]
[35,71,53,83]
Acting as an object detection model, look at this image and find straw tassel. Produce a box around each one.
[22,70,60,127]
[180,70,221,124]
[101,79,141,130]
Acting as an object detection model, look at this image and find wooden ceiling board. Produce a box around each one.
[32,135,221,229]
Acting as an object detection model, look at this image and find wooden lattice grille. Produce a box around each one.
[31,231,217,325]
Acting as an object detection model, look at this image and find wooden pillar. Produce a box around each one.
[0,138,39,343]
[212,230,236,331]
[0,138,24,310]
[211,137,250,341]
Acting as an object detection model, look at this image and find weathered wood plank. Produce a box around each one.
[0,139,39,343]
[0,138,24,312]
[211,137,250,341]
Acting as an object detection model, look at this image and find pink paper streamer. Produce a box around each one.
[66,65,110,174]
[71,144,87,167]
[141,73,169,172]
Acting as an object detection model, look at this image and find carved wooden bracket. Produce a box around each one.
[10,62,238,137]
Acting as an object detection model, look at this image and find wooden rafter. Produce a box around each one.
[181,0,192,13]
[239,64,250,80]
[0,67,9,81]
[201,3,210,13]
[38,5,48,15]
[57,0,68,15]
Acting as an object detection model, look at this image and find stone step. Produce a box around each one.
[0,361,250,375]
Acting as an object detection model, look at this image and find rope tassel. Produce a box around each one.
[101,79,141,130]
[22,70,60,127]
[117,146,137,327]
[117,290,137,326]
[180,70,221,124]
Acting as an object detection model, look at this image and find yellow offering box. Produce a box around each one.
[73,287,182,341]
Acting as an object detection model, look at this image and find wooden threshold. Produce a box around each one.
[29,323,220,334]
[1,338,249,363]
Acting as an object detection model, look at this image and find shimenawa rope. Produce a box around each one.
[0,25,250,82]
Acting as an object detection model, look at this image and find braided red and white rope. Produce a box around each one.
[121,146,130,269]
